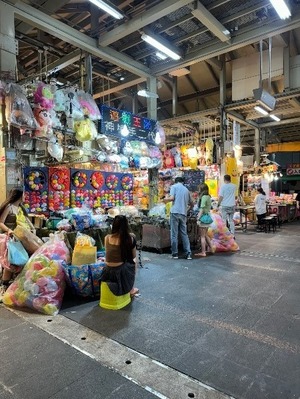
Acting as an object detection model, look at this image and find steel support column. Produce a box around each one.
[146,77,157,120]
[254,128,260,166]
[219,54,226,157]
[172,76,178,117]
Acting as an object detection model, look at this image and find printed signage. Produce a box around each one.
[286,163,300,175]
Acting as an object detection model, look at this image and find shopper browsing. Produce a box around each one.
[195,183,214,257]
[254,187,267,231]
[217,174,237,237]
[164,176,193,259]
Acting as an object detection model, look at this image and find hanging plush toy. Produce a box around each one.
[33,82,54,110]
[171,146,182,167]
[74,119,97,142]
[225,155,239,194]
[77,91,101,120]
[205,138,214,166]
[197,143,206,166]
[164,149,175,168]
[5,83,38,130]
[47,134,63,162]
[34,107,53,138]
[53,89,66,112]
[180,145,190,167]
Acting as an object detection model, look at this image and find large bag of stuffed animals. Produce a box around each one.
[2,232,71,316]
[208,213,239,252]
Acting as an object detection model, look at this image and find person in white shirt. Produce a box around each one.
[254,187,267,231]
[217,174,237,236]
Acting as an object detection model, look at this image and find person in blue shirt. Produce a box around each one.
[164,177,193,259]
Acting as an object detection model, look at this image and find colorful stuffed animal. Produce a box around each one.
[34,107,53,138]
[33,83,54,110]
[205,138,214,166]
[197,143,206,166]
[53,89,65,112]
[180,145,190,167]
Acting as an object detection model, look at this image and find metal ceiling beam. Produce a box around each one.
[192,0,231,42]
[15,0,70,35]
[152,7,300,76]
[98,0,194,47]
[259,117,300,128]
[9,0,152,78]
[93,77,146,99]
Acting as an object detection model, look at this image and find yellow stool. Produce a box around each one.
[99,282,131,310]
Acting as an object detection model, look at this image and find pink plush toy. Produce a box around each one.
[34,107,53,138]
[33,83,54,110]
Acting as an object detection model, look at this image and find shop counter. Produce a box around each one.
[267,203,297,223]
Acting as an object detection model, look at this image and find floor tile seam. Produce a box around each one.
[140,298,300,355]
[227,259,293,272]
[239,250,300,262]
[6,308,235,399]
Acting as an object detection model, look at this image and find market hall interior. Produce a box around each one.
[1,220,300,399]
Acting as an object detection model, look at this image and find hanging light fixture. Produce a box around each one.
[88,0,124,19]
[121,125,129,137]
[141,30,181,61]
[269,0,291,20]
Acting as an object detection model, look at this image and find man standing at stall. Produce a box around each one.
[164,176,193,259]
[217,174,237,237]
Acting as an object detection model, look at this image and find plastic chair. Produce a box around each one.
[99,281,131,310]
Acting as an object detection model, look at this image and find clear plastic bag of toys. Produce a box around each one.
[64,88,84,120]
[2,233,71,315]
[5,83,39,129]
[77,90,101,120]
[208,213,239,252]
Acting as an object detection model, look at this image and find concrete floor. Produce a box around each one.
[1,221,300,399]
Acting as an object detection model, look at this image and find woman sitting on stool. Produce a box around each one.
[101,215,139,297]
[254,187,267,231]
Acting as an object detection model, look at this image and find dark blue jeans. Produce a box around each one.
[170,213,191,256]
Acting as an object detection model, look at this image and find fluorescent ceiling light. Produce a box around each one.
[270,114,281,122]
[254,105,269,116]
[141,32,181,61]
[89,0,123,19]
[269,0,291,20]
[137,89,159,98]
[156,51,168,60]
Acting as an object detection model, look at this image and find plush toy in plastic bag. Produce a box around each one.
[122,141,133,156]
[156,122,166,145]
[2,233,71,315]
[205,138,214,166]
[53,89,66,112]
[74,119,97,142]
[5,83,39,130]
[131,141,142,156]
[170,146,182,167]
[64,88,84,120]
[33,82,54,110]
[48,135,64,161]
[140,141,150,156]
[77,90,101,121]
[34,107,53,138]
[97,134,113,152]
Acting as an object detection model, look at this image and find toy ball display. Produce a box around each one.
[106,174,118,189]
[72,171,87,188]
[90,171,104,189]
[121,175,133,190]
[26,170,45,191]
